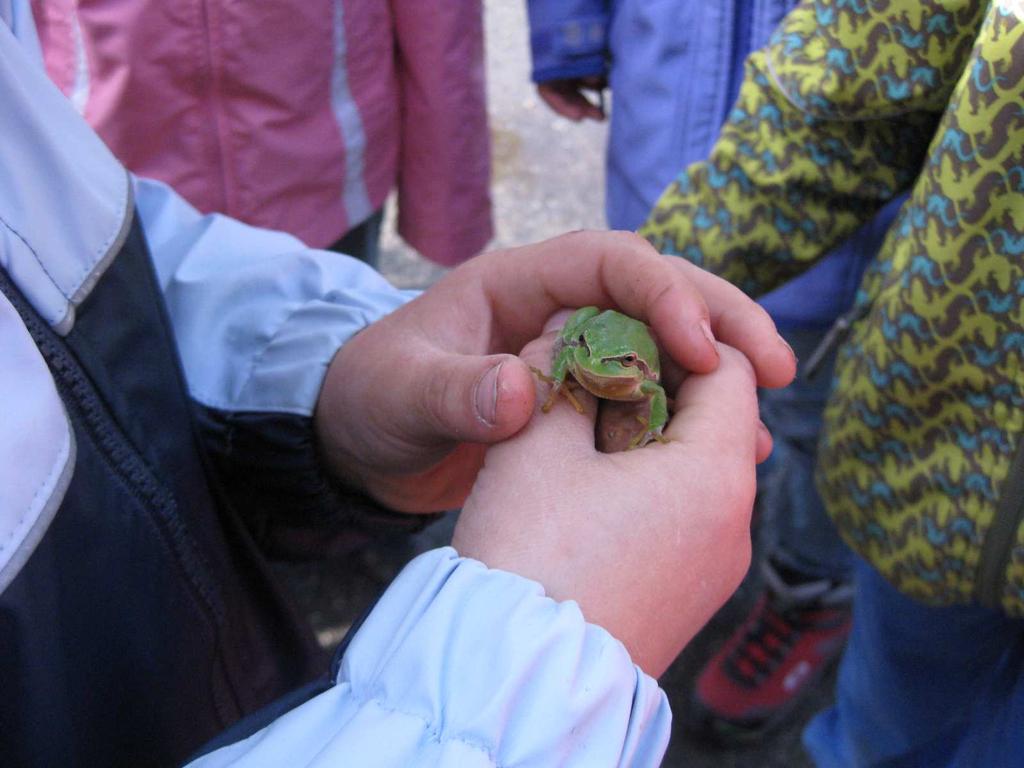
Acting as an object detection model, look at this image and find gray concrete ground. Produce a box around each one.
[277,2,831,765]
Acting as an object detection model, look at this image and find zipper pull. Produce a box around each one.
[800,303,868,381]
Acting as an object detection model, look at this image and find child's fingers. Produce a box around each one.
[541,309,576,335]
[756,420,773,464]
[672,261,797,389]
[663,343,760,466]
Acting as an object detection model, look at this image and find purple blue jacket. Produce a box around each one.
[527,0,897,328]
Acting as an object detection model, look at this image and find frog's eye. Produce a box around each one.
[622,354,637,365]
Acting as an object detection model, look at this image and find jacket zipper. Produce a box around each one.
[803,294,1024,610]
[0,271,225,626]
[976,435,1024,609]
[800,302,871,381]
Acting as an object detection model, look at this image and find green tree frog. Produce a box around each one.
[532,306,669,449]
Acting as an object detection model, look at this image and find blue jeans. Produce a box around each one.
[757,326,854,582]
[804,558,1024,767]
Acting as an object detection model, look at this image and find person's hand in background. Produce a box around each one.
[537,75,608,121]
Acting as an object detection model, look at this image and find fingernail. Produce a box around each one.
[699,319,717,351]
[474,362,503,426]
[778,334,798,363]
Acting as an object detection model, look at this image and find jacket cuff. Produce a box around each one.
[189,548,671,767]
[529,15,608,83]
[195,406,436,559]
[338,548,671,765]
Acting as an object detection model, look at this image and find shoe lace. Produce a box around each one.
[723,561,851,688]
[723,601,802,688]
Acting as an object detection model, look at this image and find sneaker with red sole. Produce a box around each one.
[687,559,853,742]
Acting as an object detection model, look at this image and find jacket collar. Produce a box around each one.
[0,17,131,335]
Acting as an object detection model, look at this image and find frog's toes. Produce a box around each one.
[562,385,586,414]
[627,430,669,450]
[530,366,555,384]
[627,428,650,450]
[541,387,559,413]
[626,414,670,449]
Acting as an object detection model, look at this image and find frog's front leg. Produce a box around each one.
[529,365,562,412]
[628,380,670,449]
[531,346,585,414]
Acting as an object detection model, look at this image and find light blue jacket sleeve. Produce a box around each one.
[527,0,610,83]
[134,176,416,418]
[132,179,424,549]
[189,547,672,767]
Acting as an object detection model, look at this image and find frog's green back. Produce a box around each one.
[584,310,661,375]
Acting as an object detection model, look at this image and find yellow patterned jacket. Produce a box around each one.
[641,0,1024,614]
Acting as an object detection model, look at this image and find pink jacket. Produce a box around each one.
[32,0,493,266]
